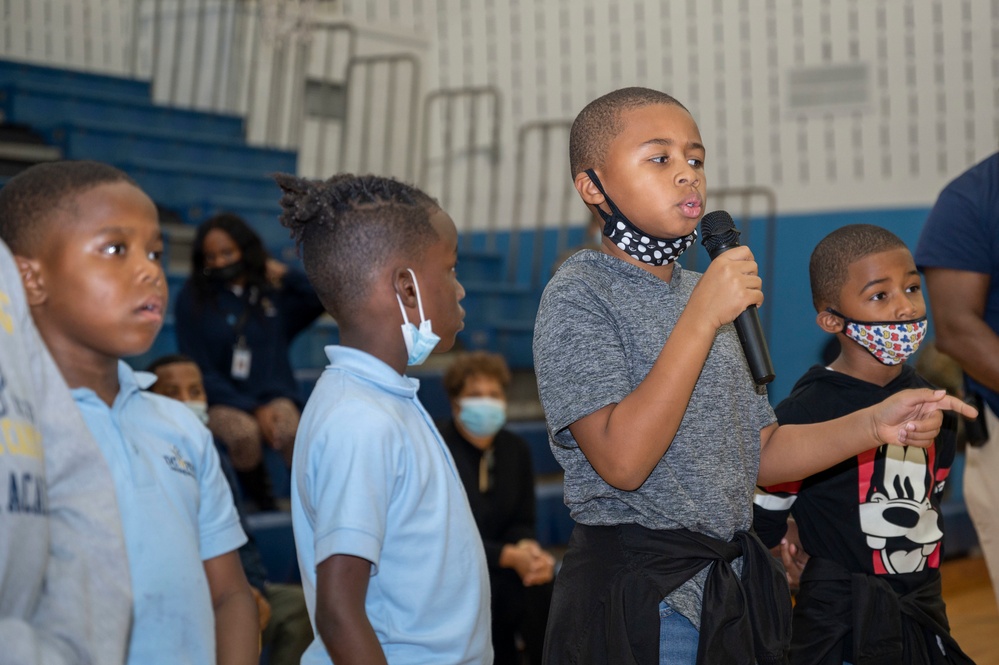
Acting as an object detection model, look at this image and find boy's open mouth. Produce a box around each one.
[679,195,703,219]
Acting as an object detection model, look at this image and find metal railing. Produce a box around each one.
[419,86,502,248]
[0,0,778,300]
[507,119,585,286]
[339,53,420,181]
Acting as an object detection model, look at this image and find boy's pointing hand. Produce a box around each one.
[871,389,979,448]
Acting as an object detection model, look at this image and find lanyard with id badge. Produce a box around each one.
[230,288,256,380]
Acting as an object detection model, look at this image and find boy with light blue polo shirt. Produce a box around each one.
[274,172,491,665]
[0,160,259,665]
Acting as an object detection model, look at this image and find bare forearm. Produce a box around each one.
[758,411,880,486]
[924,269,999,391]
[214,589,259,665]
[318,611,387,665]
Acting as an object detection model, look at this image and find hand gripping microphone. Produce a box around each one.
[700,211,775,385]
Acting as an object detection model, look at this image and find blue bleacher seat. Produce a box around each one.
[0,58,152,102]
[535,480,573,548]
[244,511,300,584]
[506,420,560,475]
[49,120,297,174]
[0,80,245,138]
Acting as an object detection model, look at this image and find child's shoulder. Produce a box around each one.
[775,365,845,422]
[304,369,423,443]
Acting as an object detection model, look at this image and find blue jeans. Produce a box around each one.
[659,600,699,665]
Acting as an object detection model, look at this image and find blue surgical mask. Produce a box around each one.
[397,269,440,366]
[458,397,507,438]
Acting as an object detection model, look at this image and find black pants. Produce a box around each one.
[492,569,554,665]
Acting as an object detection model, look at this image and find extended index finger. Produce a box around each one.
[935,394,979,420]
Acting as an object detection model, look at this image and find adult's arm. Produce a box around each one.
[506,439,540,544]
[278,268,326,339]
[923,269,999,392]
[315,554,387,665]
[495,436,553,585]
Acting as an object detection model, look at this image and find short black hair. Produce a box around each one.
[190,212,269,302]
[0,160,138,254]
[274,173,440,321]
[146,353,199,374]
[809,224,909,311]
[569,87,688,178]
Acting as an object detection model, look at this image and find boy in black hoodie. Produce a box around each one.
[754,224,972,664]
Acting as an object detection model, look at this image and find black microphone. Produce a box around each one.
[700,210,775,385]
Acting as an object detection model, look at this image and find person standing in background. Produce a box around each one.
[915,152,999,610]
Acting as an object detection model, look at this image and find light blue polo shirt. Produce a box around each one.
[73,361,246,665]
[292,346,492,665]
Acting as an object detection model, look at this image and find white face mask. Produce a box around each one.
[184,400,210,425]
[396,268,440,366]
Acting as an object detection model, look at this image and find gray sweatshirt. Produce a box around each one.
[0,238,132,664]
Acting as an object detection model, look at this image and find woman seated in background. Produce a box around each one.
[439,351,555,665]
[175,213,325,510]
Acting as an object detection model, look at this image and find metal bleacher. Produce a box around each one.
[0,56,575,560]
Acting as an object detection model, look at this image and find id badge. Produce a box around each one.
[231,338,252,379]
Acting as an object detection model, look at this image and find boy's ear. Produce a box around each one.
[816,309,844,334]
[574,170,606,207]
[392,267,419,310]
[15,255,47,306]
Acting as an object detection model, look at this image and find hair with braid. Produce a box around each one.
[569,87,688,178]
[274,172,441,320]
[190,212,269,303]
[809,224,909,312]
[0,160,138,254]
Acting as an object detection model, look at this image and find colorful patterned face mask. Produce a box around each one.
[827,309,927,366]
[584,169,697,266]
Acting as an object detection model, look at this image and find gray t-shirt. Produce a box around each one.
[533,250,775,624]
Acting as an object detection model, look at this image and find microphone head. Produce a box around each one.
[700,210,741,255]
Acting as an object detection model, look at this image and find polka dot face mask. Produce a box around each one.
[584,169,697,266]
[827,309,928,366]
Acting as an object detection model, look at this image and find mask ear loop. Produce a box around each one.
[397,268,427,325]
[825,308,850,333]
[584,169,619,236]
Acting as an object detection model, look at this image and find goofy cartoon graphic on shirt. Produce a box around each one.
[857,443,946,574]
